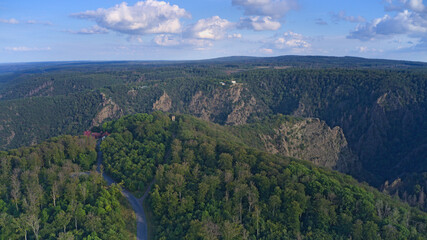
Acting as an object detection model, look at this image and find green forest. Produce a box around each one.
[0,57,427,239]
[100,113,427,239]
[0,135,135,239]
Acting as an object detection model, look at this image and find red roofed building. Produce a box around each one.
[84,131,109,139]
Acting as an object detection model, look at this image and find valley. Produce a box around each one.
[0,56,426,239]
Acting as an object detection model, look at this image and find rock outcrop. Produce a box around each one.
[25,81,54,97]
[92,93,122,127]
[188,84,265,125]
[153,91,172,112]
[260,118,359,174]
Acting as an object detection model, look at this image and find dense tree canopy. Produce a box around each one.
[0,135,135,240]
[1,56,426,216]
[101,113,427,239]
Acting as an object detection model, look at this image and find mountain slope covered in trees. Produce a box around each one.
[0,56,426,212]
[99,112,427,239]
[0,135,135,240]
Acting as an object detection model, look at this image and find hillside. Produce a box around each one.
[230,114,360,175]
[0,135,135,239]
[100,112,427,239]
[0,56,426,211]
[1,112,426,239]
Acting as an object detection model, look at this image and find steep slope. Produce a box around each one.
[230,115,360,174]
[100,113,427,239]
[188,84,266,125]
[0,135,136,239]
[0,58,426,211]
[0,91,105,149]
[0,86,161,150]
[231,69,427,185]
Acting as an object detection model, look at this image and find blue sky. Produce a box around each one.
[1,0,427,63]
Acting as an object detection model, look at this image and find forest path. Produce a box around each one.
[96,141,148,240]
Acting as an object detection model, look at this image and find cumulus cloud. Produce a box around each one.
[274,31,311,49]
[407,0,425,12]
[385,0,426,12]
[232,0,298,19]
[72,0,190,35]
[348,10,427,40]
[152,16,238,49]
[150,16,239,50]
[185,16,234,40]
[0,18,19,24]
[239,16,281,31]
[349,1,427,41]
[4,46,51,51]
[69,25,109,34]
[331,11,366,23]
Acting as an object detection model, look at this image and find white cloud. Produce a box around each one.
[239,16,281,31]
[348,10,427,41]
[357,46,383,53]
[407,0,425,12]
[69,25,109,34]
[332,11,366,23]
[358,46,368,52]
[153,34,180,46]
[228,33,242,39]
[0,18,53,25]
[232,0,298,19]
[151,16,238,50]
[185,39,214,50]
[0,18,19,24]
[349,1,427,41]
[260,48,273,53]
[72,0,190,35]
[152,34,215,49]
[4,46,51,52]
[386,0,426,12]
[126,36,144,43]
[186,16,234,40]
[274,31,311,49]
[26,20,53,25]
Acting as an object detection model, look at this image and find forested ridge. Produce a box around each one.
[0,135,135,239]
[100,112,427,239]
[0,56,426,214]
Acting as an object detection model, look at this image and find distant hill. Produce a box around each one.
[204,55,427,68]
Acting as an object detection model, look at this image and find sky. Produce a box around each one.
[1,0,427,63]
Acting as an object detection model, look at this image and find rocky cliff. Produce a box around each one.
[149,85,360,174]
[231,116,360,174]
[187,84,266,125]
[153,91,172,112]
[92,93,123,127]
[260,118,359,173]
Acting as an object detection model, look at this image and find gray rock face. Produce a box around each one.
[187,84,266,125]
[259,118,360,174]
[152,87,359,174]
